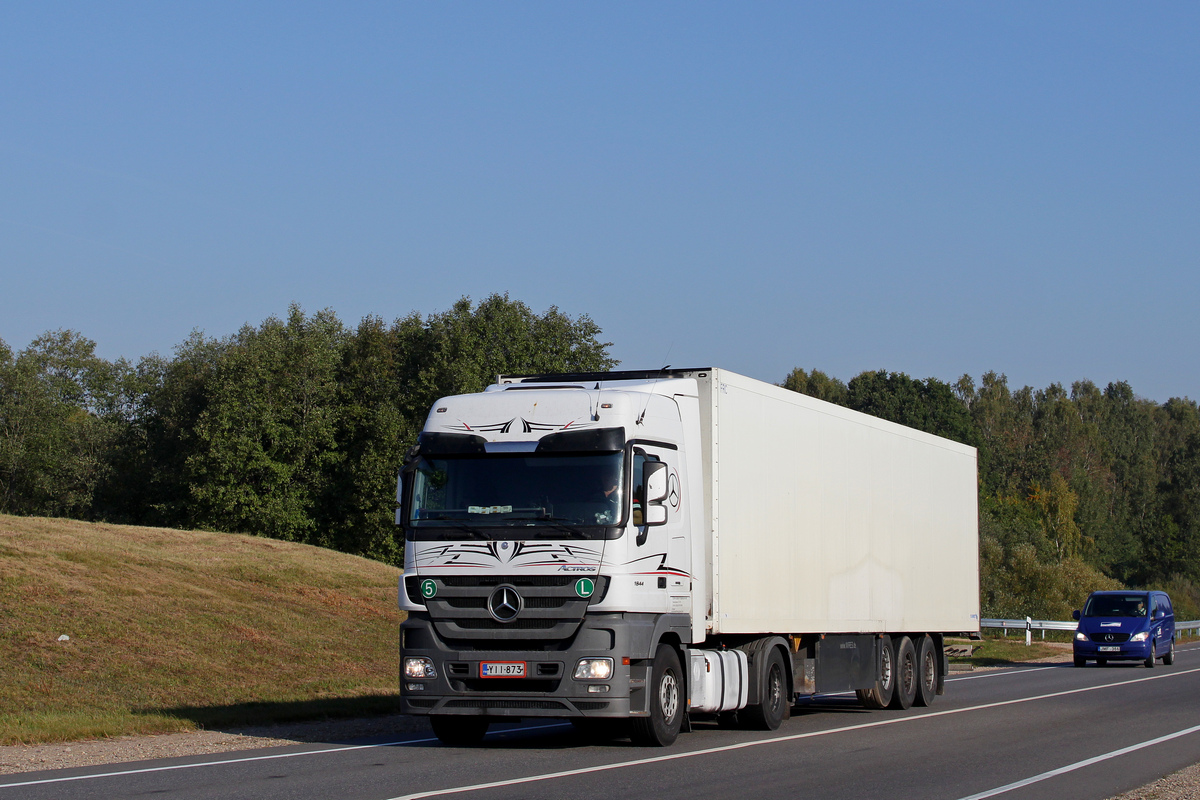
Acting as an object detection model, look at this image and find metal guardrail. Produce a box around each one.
[982,617,1200,645]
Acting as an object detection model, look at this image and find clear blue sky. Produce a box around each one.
[2,3,1197,401]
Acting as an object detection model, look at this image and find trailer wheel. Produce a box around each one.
[889,636,918,710]
[857,636,895,709]
[914,635,937,707]
[742,648,790,730]
[430,716,490,746]
[631,645,683,747]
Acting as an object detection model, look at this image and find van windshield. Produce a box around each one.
[1083,594,1149,618]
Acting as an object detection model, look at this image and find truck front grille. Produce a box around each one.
[421,574,596,641]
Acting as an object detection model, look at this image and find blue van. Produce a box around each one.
[1073,590,1175,668]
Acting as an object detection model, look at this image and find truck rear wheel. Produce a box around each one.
[914,635,937,707]
[889,636,918,710]
[430,716,490,746]
[741,648,790,730]
[857,636,895,709]
[631,645,683,747]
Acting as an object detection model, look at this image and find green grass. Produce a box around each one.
[0,514,404,745]
[948,635,1072,667]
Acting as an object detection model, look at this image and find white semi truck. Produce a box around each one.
[397,368,980,746]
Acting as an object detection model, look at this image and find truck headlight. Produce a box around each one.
[404,656,437,679]
[1130,631,1150,642]
[574,658,614,680]
[1075,632,1087,641]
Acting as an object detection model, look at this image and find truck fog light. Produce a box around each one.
[574,658,614,680]
[1130,631,1150,642]
[404,656,437,679]
[587,684,611,693]
[1075,632,1087,641]
[405,682,426,691]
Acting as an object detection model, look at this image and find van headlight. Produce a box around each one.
[1075,632,1087,641]
[1130,631,1150,642]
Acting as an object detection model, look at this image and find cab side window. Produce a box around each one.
[631,450,660,529]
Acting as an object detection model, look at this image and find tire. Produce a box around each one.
[857,636,895,709]
[1073,656,1086,668]
[630,645,684,747]
[1097,658,1107,667]
[1145,642,1156,668]
[430,716,489,746]
[914,636,938,707]
[889,636,918,710]
[741,648,790,730]
[1164,638,1175,666]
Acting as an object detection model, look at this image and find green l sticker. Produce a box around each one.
[575,578,595,598]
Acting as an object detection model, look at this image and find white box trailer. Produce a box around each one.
[697,370,979,637]
[397,368,980,747]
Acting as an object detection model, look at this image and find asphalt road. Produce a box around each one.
[5,645,1200,800]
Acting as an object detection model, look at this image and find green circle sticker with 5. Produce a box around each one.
[420,579,437,599]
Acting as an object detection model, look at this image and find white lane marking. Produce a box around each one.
[0,723,569,790]
[386,666,1200,800]
[947,666,1059,682]
[955,723,1200,800]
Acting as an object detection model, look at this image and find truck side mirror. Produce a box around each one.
[643,462,669,526]
[1072,610,1080,621]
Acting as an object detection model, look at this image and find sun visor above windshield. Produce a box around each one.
[535,426,626,453]
[417,432,488,455]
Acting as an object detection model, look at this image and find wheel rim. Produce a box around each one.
[659,670,679,722]
[768,663,784,710]
[922,650,936,693]
[881,648,893,690]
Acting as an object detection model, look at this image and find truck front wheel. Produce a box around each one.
[631,645,683,747]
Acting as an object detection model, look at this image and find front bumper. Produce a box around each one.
[1074,639,1153,661]
[399,611,661,719]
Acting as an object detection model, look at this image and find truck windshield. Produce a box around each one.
[407,451,624,540]
[1083,594,1149,618]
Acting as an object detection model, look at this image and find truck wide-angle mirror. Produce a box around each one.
[645,462,668,502]
[642,461,669,526]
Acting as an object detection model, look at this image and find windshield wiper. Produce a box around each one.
[433,521,490,540]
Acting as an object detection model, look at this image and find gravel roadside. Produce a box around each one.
[2,659,1197,800]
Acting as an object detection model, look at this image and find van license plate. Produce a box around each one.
[481,662,526,677]
[1098,646,1120,652]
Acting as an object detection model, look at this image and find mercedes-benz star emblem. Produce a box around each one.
[1104,634,1114,642]
[488,585,522,622]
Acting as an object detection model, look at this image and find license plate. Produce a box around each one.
[1098,646,1120,652]
[480,661,526,677]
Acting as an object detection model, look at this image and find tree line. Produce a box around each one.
[0,296,615,564]
[3,298,1197,619]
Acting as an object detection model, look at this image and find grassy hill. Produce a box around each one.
[0,515,404,745]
